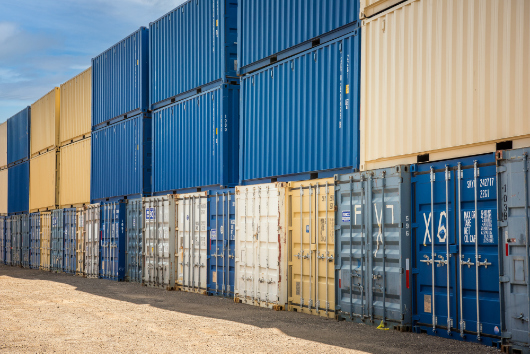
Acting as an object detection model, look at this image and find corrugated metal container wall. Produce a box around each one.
[361,0,530,171]
[30,87,60,157]
[62,208,77,274]
[234,183,288,309]
[359,0,403,18]
[84,204,100,278]
[40,212,51,271]
[126,199,143,283]
[287,178,335,318]
[153,84,238,194]
[149,0,238,109]
[92,27,149,129]
[59,138,90,208]
[0,169,7,214]
[8,161,29,214]
[60,68,92,144]
[91,114,151,202]
[335,166,412,328]
[143,196,176,289]
[5,217,12,265]
[76,208,84,276]
[411,154,499,345]
[22,214,30,268]
[238,0,359,74]
[176,192,209,293]
[497,147,530,352]
[29,213,40,269]
[208,188,236,297]
[0,216,5,264]
[7,106,30,165]
[11,214,25,266]
[240,32,361,183]
[30,149,58,212]
[99,201,126,281]
[51,209,63,272]
[0,122,7,168]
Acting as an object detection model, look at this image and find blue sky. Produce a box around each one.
[0,0,186,123]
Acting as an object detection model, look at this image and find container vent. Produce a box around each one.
[417,154,429,163]
[496,140,513,151]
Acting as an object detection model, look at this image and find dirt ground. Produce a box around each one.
[0,265,498,353]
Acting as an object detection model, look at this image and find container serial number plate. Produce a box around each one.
[424,295,431,313]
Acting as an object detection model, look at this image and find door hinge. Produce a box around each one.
[497,166,507,173]
[499,275,510,283]
[498,221,507,228]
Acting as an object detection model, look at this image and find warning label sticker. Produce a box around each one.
[342,211,351,223]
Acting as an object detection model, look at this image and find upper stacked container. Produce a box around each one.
[30,88,60,212]
[92,27,149,130]
[7,107,30,215]
[91,28,151,203]
[149,0,238,110]
[0,122,7,215]
[59,68,92,208]
[237,0,359,75]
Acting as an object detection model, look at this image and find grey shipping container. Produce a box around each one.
[498,147,530,352]
[11,214,26,267]
[335,166,412,330]
[0,216,6,264]
[84,204,100,278]
[5,217,12,265]
[127,199,143,283]
[51,209,63,272]
[143,195,176,289]
[21,214,30,268]
[29,213,40,269]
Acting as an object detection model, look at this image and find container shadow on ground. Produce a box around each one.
[0,266,498,354]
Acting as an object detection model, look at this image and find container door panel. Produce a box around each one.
[127,200,143,283]
[0,217,5,264]
[84,205,100,278]
[51,210,63,272]
[5,218,12,265]
[76,209,85,276]
[22,215,30,268]
[40,213,51,271]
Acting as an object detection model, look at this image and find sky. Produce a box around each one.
[0,0,186,123]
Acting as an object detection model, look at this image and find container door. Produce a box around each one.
[413,157,499,345]
[40,213,51,271]
[5,217,12,265]
[127,199,143,283]
[51,211,62,271]
[63,209,77,274]
[100,203,122,280]
[84,205,100,278]
[143,197,174,288]
[76,209,85,276]
[22,215,30,268]
[209,190,236,297]
[13,215,23,266]
[29,213,40,269]
[177,193,209,293]
[0,217,5,264]
[498,149,530,349]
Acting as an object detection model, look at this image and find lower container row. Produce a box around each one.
[1,146,529,353]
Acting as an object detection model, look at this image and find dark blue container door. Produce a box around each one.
[208,188,235,296]
[8,161,30,214]
[412,154,500,345]
[51,210,64,272]
[7,106,30,165]
[100,202,126,281]
[63,209,77,274]
[29,213,40,269]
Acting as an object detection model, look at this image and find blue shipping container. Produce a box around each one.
[7,106,30,166]
[100,201,126,281]
[92,27,149,130]
[238,0,359,75]
[51,209,64,272]
[152,84,239,194]
[150,0,238,110]
[91,113,152,202]
[8,161,29,214]
[0,216,5,264]
[411,154,500,346]
[208,188,235,297]
[240,31,360,183]
[29,212,40,269]
[63,208,77,274]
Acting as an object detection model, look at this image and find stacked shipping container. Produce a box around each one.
[7,107,30,215]
[0,122,7,215]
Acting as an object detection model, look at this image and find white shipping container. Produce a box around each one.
[84,204,100,278]
[360,0,530,171]
[234,183,288,310]
[143,196,176,290]
[176,192,209,294]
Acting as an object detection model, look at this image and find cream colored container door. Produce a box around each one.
[84,204,100,278]
[39,212,51,271]
[235,183,287,309]
[76,208,85,276]
[288,180,335,317]
[177,192,208,293]
[143,196,175,289]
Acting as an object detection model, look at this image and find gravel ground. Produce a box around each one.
[0,265,498,353]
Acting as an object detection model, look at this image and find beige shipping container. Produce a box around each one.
[287,178,335,319]
[360,0,403,19]
[40,212,51,271]
[0,122,7,168]
[0,169,7,214]
[59,138,90,208]
[60,68,92,145]
[29,149,58,212]
[360,0,530,171]
[31,87,60,157]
